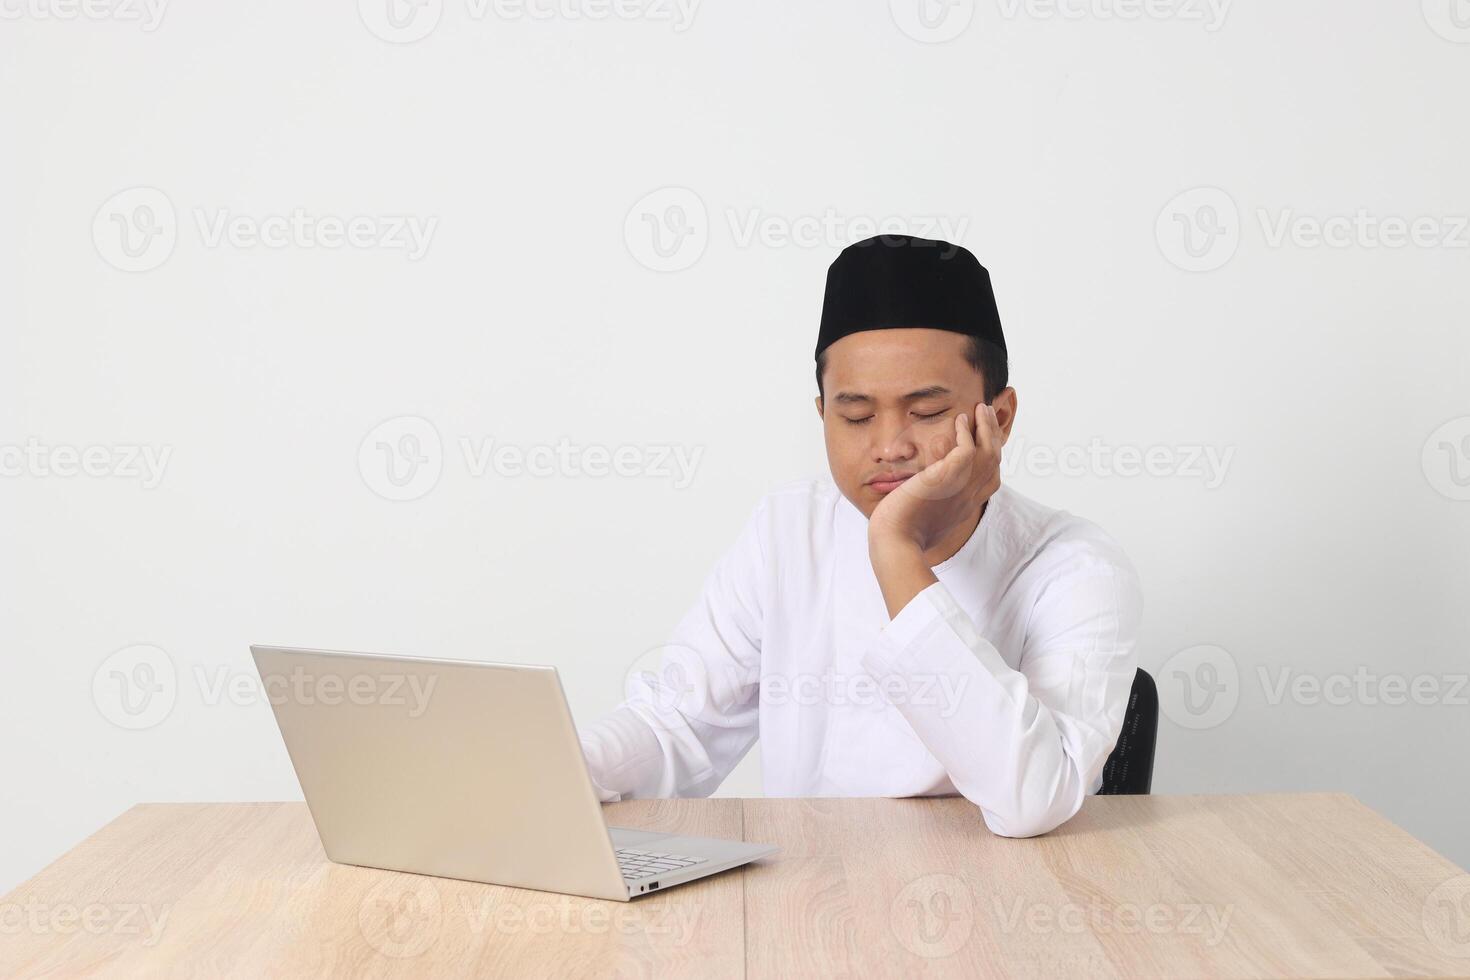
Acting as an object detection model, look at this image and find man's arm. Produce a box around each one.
[864,548,1141,838]
[578,502,767,801]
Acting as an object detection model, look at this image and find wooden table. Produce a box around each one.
[3,794,1468,978]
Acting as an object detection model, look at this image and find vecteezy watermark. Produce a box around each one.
[725,210,970,255]
[459,437,702,487]
[356,879,701,958]
[1157,186,1470,272]
[622,644,705,733]
[993,896,1234,946]
[1158,644,1239,730]
[92,646,440,730]
[0,438,172,489]
[1159,644,1470,730]
[359,876,442,959]
[358,416,444,503]
[93,187,177,273]
[891,0,1230,43]
[92,186,438,272]
[93,644,178,730]
[1422,0,1470,43]
[1156,187,1240,273]
[358,0,699,43]
[1423,416,1470,502]
[623,188,972,272]
[358,0,444,43]
[889,874,974,958]
[1423,874,1470,959]
[620,643,974,735]
[358,416,705,502]
[455,895,701,940]
[889,0,975,43]
[1001,437,1235,489]
[0,900,171,947]
[1258,666,1470,708]
[0,0,168,30]
[217,665,439,717]
[1256,209,1470,251]
[995,0,1231,30]
[624,187,709,272]
[761,671,973,716]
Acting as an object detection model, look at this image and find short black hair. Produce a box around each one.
[816,335,1008,404]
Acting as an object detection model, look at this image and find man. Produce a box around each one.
[579,235,1141,838]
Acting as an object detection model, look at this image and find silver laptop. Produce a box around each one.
[250,645,777,902]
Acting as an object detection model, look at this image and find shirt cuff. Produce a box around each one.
[872,581,950,669]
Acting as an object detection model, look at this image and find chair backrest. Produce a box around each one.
[1099,668,1158,795]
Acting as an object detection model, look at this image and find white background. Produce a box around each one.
[3,0,1468,895]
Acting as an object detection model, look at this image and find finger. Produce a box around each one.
[954,412,975,451]
[975,403,1000,458]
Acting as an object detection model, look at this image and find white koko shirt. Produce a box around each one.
[578,480,1142,838]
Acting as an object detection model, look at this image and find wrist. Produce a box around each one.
[868,525,924,563]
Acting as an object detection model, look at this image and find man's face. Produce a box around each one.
[815,328,1014,518]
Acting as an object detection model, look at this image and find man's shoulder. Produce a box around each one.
[992,486,1137,580]
[753,477,846,522]
[737,478,849,561]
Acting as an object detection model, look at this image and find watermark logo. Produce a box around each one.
[1423,875,1470,958]
[359,876,442,959]
[624,187,709,272]
[627,193,973,272]
[1257,209,1470,251]
[0,0,169,30]
[995,0,1231,31]
[1423,417,1470,501]
[358,0,443,42]
[1423,0,1470,43]
[457,894,701,938]
[994,896,1233,945]
[358,418,706,501]
[1258,666,1469,708]
[623,644,707,734]
[359,416,444,502]
[459,437,702,486]
[93,644,178,730]
[0,900,171,947]
[726,210,970,254]
[93,189,437,271]
[93,187,177,273]
[0,439,172,488]
[1001,437,1235,489]
[359,0,699,39]
[890,873,973,958]
[1160,189,1470,271]
[890,0,975,43]
[1159,644,1238,730]
[760,670,972,716]
[1156,187,1240,272]
[473,0,700,29]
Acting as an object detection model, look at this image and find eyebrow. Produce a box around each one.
[832,385,952,405]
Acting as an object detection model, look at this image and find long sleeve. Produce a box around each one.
[861,548,1141,838]
[578,502,768,801]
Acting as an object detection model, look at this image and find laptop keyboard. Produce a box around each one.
[616,847,707,881]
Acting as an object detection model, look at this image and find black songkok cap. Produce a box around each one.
[815,235,1005,359]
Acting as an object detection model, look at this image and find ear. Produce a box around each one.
[992,388,1018,444]
[813,395,824,420]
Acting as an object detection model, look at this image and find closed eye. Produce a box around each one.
[843,416,874,426]
[913,410,948,421]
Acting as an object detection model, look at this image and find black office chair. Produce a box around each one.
[1099,668,1158,795]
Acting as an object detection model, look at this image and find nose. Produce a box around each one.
[872,414,918,465]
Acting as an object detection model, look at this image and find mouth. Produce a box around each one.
[865,472,916,495]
